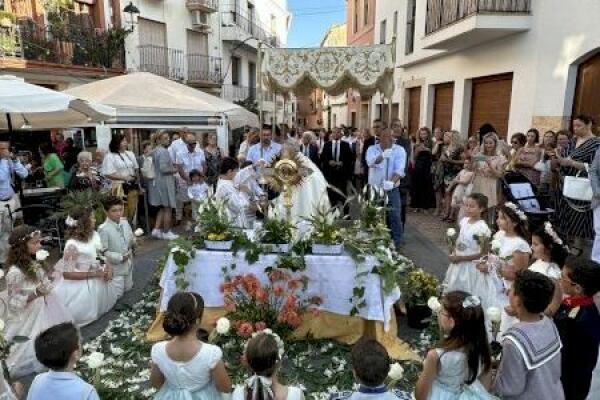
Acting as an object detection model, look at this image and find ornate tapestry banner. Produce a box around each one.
[262,44,395,98]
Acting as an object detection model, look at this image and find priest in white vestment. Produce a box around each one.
[275,145,330,224]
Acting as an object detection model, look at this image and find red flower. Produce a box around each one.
[272,286,285,297]
[254,321,267,331]
[286,311,302,328]
[254,288,268,303]
[237,322,254,338]
[284,294,297,310]
[243,274,260,295]
[268,270,285,282]
[224,299,236,312]
[287,279,302,290]
[219,282,234,294]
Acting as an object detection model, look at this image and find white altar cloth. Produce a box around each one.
[159,250,400,331]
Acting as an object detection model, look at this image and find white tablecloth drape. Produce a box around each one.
[159,250,401,331]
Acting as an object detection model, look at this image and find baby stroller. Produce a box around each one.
[501,171,554,232]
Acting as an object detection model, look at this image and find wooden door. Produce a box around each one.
[573,53,600,134]
[433,82,454,131]
[469,73,513,138]
[407,86,421,137]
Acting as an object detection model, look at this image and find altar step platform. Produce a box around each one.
[147,249,418,361]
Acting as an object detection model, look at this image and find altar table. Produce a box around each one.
[147,250,418,361]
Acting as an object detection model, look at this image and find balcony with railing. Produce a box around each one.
[222,85,253,103]
[187,53,222,85]
[186,0,219,13]
[422,0,532,51]
[138,45,222,85]
[0,18,126,72]
[221,11,280,49]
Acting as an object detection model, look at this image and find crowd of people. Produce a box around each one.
[2,113,600,399]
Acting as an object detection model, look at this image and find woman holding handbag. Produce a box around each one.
[101,133,140,224]
[556,114,600,251]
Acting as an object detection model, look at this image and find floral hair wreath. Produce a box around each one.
[543,221,570,251]
[462,295,481,309]
[65,215,78,227]
[504,202,528,222]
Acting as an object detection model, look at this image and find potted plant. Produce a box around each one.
[256,207,294,253]
[306,203,343,255]
[195,195,236,251]
[399,268,439,329]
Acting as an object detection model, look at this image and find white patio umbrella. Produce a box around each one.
[0,75,115,131]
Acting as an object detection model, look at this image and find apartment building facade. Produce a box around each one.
[0,0,125,89]
[220,0,293,126]
[346,0,375,129]
[372,0,600,137]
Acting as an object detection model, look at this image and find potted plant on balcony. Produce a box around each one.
[306,203,344,255]
[256,206,294,253]
[195,194,236,251]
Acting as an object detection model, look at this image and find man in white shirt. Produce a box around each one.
[366,129,406,248]
[237,127,260,163]
[246,125,282,166]
[175,131,205,228]
[0,140,28,264]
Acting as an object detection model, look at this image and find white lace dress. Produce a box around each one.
[428,349,495,400]
[4,266,72,378]
[529,259,561,280]
[474,230,531,336]
[215,179,249,228]
[53,233,119,327]
[445,218,491,294]
[151,341,223,400]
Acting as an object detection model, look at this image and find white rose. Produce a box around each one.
[35,249,49,261]
[215,317,231,335]
[86,352,105,369]
[388,362,404,381]
[134,228,144,237]
[491,239,502,251]
[427,296,442,313]
[487,307,502,323]
[0,319,4,332]
[447,228,457,238]
[0,269,4,280]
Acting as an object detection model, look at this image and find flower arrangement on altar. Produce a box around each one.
[256,206,295,252]
[357,185,387,232]
[305,202,343,254]
[219,265,322,340]
[195,194,237,248]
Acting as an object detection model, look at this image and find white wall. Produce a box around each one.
[123,0,222,75]
[371,0,600,136]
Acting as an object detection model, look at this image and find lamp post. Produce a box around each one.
[123,2,140,29]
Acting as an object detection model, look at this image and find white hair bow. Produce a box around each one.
[65,215,78,227]
[245,375,274,400]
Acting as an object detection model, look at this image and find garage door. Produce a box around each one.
[433,82,454,132]
[469,73,513,138]
[573,53,600,134]
[407,86,422,137]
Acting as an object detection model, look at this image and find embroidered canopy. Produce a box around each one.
[261,44,395,98]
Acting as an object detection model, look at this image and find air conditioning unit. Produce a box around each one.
[191,10,210,30]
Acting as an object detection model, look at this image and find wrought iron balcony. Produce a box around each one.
[186,0,219,13]
[221,11,279,48]
[422,0,531,51]
[1,19,126,70]
[187,53,222,84]
[222,84,253,102]
[138,45,185,81]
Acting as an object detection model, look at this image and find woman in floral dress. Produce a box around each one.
[204,133,223,189]
[4,226,72,378]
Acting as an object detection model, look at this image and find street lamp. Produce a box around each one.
[123,2,140,28]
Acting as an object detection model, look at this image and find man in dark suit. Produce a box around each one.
[321,127,353,213]
[299,131,320,165]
